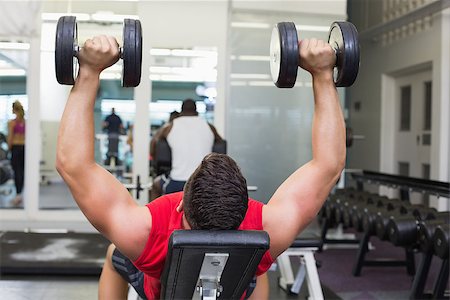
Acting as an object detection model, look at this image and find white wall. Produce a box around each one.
[232,0,346,16]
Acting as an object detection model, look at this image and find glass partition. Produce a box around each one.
[228,11,346,203]
[0,43,29,209]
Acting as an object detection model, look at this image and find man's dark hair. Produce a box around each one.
[183,153,248,230]
[181,99,197,114]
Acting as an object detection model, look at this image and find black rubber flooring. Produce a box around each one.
[0,231,110,275]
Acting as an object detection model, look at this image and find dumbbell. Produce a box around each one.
[362,199,405,236]
[346,127,365,148]
[433,224,449,259]
[417,217,447,253]
[334,191,370,226]
[375,203,412,241]
[270,21,360,88]
[55,16,142,87]
[342,193,378,228]
[352,195,388,232]
[389,211,449,247]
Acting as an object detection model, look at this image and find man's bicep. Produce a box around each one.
[62,165,150,257]
[107,205,152,260]
[264,162,336,257]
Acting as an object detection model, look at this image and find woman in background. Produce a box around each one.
[8,100,25,206]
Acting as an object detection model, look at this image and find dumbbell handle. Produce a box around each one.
[332,47,339,66]
[73,45,124,59]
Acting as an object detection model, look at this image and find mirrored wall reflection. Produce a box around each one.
[38,18,136,210]
[38,80,136,210]
[148,47,218,179]
[0,41,28,209]
[95,82,135,187]
[149,46,218,126]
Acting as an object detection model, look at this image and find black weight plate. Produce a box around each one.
[270,22,298,88]
[433,224,449,259]
[55,16,77,85]
[122,19,142,87]
[346,127,353,147]
[328,21,360,87]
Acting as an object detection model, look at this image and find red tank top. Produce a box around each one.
[133,192,274,299]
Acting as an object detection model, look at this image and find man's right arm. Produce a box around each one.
[263,39,346,258]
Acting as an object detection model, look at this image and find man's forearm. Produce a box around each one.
[311,73,346,174]
[57,72,100,174]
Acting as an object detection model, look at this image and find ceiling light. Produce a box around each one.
[150,48,171,56]
[171,49,217,58]
[295,25,330,32]
[42,13,90,21]
[150,66,172,74]
[91,12,139,22]
[230,81,247,86]
[231,22,271,29]
[238,55,270,61]
[248,81,274,86]
[0,42,30,50]
[0,69,26,76]
[230,73,271,79]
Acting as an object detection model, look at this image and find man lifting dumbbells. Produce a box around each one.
[56,20,353,299]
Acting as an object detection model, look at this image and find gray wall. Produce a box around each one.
[346,1,449,183]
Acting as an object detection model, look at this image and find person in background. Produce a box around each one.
[149,110,179,198]
[149,110,179,162]
[7,100,25,206]
[103,107,124,166]
[150,100,222,200]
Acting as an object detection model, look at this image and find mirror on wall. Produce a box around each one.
[38,17,135,209]
[149,46,218,128]
[148,46,218,177]
[0,42,29,209]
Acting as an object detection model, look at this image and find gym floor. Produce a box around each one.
[0,262,416,300]
[0,271,340,300]
[1,221,436,300]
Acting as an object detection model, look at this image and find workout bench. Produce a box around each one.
[277,235,324,300]
[160,230,269,300]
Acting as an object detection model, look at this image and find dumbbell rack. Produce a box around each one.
[349,171,449,298]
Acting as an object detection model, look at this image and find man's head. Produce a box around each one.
[183,153,248,230]
[180,99,198,116]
